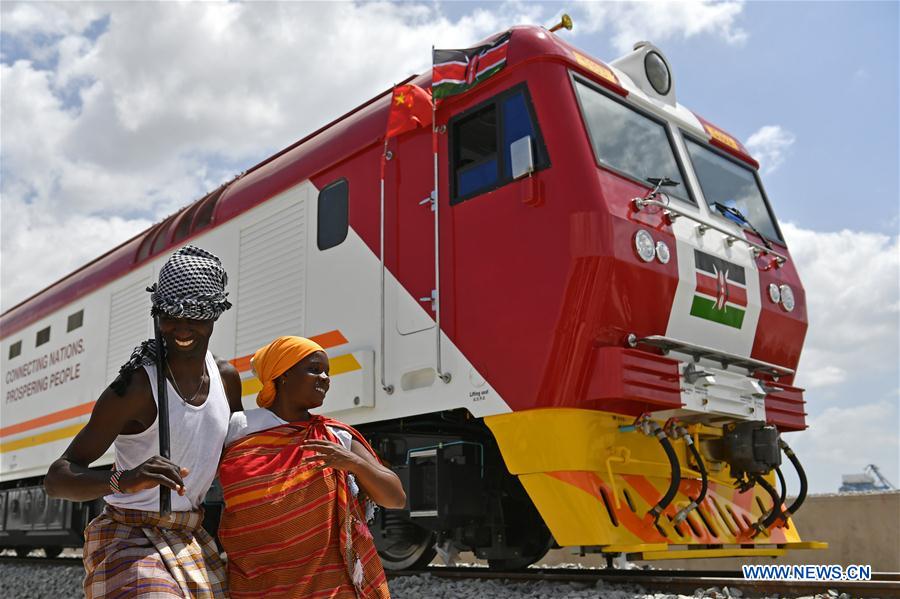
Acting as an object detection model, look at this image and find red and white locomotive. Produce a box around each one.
[0,23,819,567]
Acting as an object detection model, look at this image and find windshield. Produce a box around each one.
[685,138,782,242]
[574,79,689,202]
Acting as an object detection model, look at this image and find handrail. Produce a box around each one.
[631,197,788,267]
[380,145,393,394]
[626,333,795,378]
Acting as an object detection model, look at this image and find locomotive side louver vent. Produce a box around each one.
[234,196,306,358]
[106,274,152,383]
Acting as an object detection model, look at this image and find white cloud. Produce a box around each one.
[1,197,152,311]
[0,2,103,37]
[782,223,900,388]
[745,125,796,175]
[1,1,755,310]
[573,0,748,53]
[789,401,899,493]
[780,223,899,491]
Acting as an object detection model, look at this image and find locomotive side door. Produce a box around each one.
[387,131,436,337]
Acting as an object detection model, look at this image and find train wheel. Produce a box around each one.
[486,526,552,571]
[374,516,436,571]
[486,485,554,571]
[14,546,31,558]
[43,546,63,559]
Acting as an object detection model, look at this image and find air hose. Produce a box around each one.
[647,422,681,523]
[619,416,682,524]
[752,473,785,532]
[673,429,709,524]
[780,439,808,517]
[775,466,787,506]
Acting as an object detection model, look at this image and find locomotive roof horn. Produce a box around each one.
[548,14,573,33]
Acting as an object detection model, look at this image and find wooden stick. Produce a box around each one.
[153,315,172,516]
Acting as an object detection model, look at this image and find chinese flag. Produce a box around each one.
[385,84,433,138]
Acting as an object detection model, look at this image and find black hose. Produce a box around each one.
[775,466,787,506]
[647,425,681,522]
[754,473,784,529]
[780,439,808,516]
[686,439,709,506]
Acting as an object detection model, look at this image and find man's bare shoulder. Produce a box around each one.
[101,366,155,418]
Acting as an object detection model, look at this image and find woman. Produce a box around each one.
[218,336,405,598]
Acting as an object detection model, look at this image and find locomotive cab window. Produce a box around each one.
[317,179,349,251]
[684,137,783,243]
[573,76,690,203]
[8,340,22,359]
[450,85,548,204]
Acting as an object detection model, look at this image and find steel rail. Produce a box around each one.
[390,566,900,598]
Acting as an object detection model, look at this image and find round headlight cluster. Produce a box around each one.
[644,51,671,95]
[634,229,671,264]
[634,230,655,262]
[655,240,671,264]
[768,283,781,304]
[779,284,795,312]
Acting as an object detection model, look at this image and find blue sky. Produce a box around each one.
[1,1,897,493]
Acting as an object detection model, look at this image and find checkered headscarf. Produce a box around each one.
[110,245,230,396]
[147,245,231,320]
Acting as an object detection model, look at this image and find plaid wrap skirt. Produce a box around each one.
[83,505,227,598]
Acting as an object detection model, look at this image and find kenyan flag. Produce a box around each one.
[432,32,511,100]
[690,250,748,329]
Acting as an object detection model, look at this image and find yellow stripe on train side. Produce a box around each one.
[0,422,86,453]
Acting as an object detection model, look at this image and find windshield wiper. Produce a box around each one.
[713,202,772,250]
[640,176,679,202]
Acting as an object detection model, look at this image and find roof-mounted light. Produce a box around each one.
[610,42,676,105]
[644,51,670,95]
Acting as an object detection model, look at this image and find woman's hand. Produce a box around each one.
[119,455,189,495]
[304,438,406,509]
[302,440,363,473]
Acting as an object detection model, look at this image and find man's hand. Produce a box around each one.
[119,456,189,496]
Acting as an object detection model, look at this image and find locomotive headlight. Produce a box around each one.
[655,240,671,264]
[768,283,781,304]
[644,51,671,95]
[779,284,795,312]
[634,229,656,262]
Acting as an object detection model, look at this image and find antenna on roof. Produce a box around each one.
[548,14,573,33]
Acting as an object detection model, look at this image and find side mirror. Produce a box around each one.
[510,136,535,180]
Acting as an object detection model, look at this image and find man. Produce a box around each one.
[45,245,242,598]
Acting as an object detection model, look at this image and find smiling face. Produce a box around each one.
[270,351,331,420]
[158,315,214,357]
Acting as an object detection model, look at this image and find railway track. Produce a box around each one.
[391,566,900,598]
[2,555,897,597]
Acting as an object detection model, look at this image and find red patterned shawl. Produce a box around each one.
[218,416,389,598]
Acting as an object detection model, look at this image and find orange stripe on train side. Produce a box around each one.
[0,400,95,438]
[230,330,349,372]
[545,471,665,543]
[0,422,86,453]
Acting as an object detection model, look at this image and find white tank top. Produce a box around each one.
[106,351,230,512]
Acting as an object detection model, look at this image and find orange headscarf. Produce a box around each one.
[252,336,325,408]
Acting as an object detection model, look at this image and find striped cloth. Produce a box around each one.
[218,417,390,598]
[83,505,227,598]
